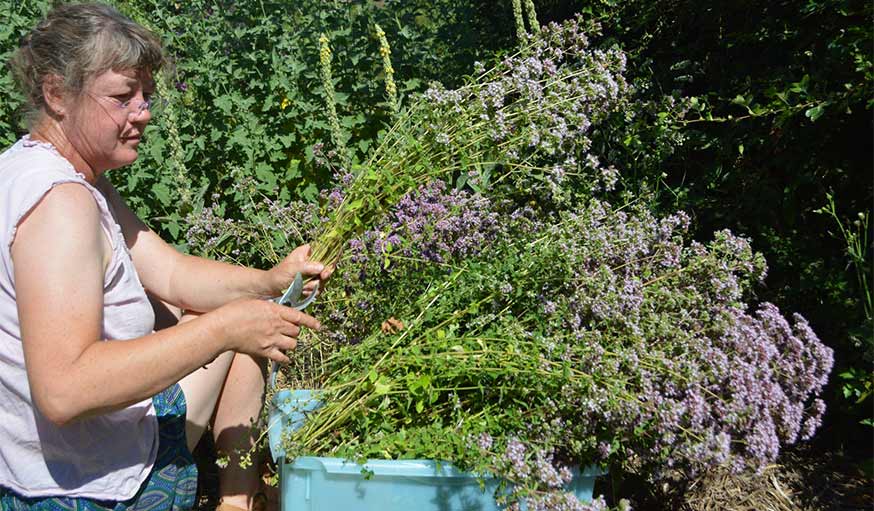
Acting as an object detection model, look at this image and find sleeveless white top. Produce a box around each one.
[0,136,158,499]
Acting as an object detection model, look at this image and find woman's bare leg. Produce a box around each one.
[178,346,235,453]
[152,296,268,510]
[209,352,268,509]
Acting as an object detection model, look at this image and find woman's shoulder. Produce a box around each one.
[0,137,98,239]
[0,136,88,189]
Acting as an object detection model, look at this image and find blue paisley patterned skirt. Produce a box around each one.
[0,384,198,510]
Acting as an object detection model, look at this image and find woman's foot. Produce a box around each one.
[214,492,268,511]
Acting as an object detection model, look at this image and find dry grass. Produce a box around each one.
[683,464,799,511]
[680,444,872,511]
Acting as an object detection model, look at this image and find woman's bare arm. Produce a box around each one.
[12,184,316,425]
[98,178,328,313]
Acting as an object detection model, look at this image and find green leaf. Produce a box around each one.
[374,377,392,395]
[286,159,301,180]
[805,104,825,122]
[775,91,790,105]
[299,182,319,202]
[167,218,180,239]
[148,138,166,161]
[151,182,172,206]
[255,162,278,189]
[214,94,234,115]
[357,139,371,155]
[228,126,249,148]
[417,375,432,390]
[278,133,296,147]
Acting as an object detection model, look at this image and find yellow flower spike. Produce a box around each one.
[523,0,540,34]
[280,97,291,110]
[511,0,526,42]
[374,23,399,117]
[319,34,331,55]
[318,32,346,162]
[154,74,192,210]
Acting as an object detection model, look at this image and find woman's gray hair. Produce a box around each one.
[10,2,166,126]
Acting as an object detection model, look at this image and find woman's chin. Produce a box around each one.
[122,139,143,155]
[107,150,140,170]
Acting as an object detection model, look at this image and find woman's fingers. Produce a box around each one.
[282,245,323,276]
[276,333,297,351]
[269,328,300,364]
[263,304,316,362]
[278,306,321,331]
[268,347,291,364]
[321,263,335,281]
[299,261,325,277]
[304,264,334,290]
[279,322,301,339]
[289,244,312,260]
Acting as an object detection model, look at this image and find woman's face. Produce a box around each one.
[62,68,154,174]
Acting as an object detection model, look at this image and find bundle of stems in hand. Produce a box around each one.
[309,16,630,266]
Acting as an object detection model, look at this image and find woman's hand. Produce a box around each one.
[266,244,334,298]
[213,298,321,363]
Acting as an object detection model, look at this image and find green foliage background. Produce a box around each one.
[1,0,871,456]
[1,0,516,247]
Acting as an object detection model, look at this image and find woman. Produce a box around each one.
[0,3,329,510]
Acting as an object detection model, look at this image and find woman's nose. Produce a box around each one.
[128,104,151,123]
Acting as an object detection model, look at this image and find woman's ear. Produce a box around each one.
[41,74,67,116]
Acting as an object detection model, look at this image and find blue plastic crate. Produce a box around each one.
[268,389,604,511]
[268,389,322,462]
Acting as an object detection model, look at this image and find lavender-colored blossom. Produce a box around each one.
[800,398,826,441]
[596,442,611,460]
[502,199,836,476]
[477,432,494,451]
[543,300,557,315]
[503,438,530,479]
[347,179,500,267]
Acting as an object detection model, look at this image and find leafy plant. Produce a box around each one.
[816,194,873,425]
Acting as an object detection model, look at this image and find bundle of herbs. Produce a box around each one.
[191,16,833,510]
[280,190,831,508]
